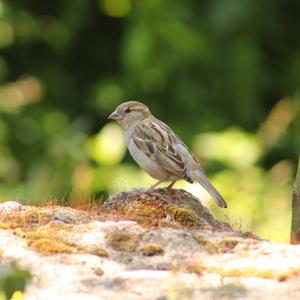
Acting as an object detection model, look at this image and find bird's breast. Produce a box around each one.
[127,138,170,180]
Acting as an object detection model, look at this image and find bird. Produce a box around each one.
[108,101,227,208]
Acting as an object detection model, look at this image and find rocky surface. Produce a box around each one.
[0,189,300,300]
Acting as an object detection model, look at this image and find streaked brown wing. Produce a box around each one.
[133,119,189,179]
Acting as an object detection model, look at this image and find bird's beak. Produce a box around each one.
[108,111,122,120]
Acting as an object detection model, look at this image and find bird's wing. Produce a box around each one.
[133,119,191,181]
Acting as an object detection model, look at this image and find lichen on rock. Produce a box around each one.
[0,190,299,300]
[103,188,233,231]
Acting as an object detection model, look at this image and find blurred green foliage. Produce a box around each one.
[0,0,299,242]
[0,263,31,300]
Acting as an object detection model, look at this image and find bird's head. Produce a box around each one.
[108,101,151,128]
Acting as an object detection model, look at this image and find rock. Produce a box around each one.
[0,188,299,300]
[103,188,233,231]
[0,201,24,213]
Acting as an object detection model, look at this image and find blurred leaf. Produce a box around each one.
[0,264,31,299]
[0,0,299,242]
[193,128,264,169]
[87,123,125,165]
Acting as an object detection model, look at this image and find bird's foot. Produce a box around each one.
[134,187,158,197]
[165,181,176,195]
[134,188,149,194]
[166,188,175,195]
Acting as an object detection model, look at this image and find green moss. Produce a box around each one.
[194,234,239,254]
[28,238,75,255]
[0,223,9,229]
[138,243,164,256]
[17,225,77,255]
[207,265,300,280]
[15,225,109,257]
[212,284,248,299]
[165,204,203,227]
[102,188,229,230]
[0,208,45,230]
[83,246,109,257]
[183,261,204,275]
[91,267,104,276]
[106,231,141,252]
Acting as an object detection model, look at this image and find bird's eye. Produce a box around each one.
[125,108,131,113]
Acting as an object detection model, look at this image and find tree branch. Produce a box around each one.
[291,153,300,244]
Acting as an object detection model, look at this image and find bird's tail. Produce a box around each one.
[193,171,227,208]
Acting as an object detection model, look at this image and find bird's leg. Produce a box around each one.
[166,181,176,195]
[146,179,164,193]
[135,180,163,196]
[167,181,176,190]
[140,179,175,196]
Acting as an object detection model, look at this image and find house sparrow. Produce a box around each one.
[108,101,227,208]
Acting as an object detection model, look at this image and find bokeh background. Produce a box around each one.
[0,0,299,242]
